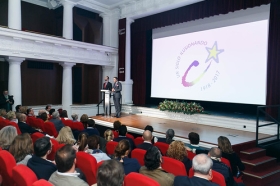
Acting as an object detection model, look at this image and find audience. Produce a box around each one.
[114,125,135,149]
[104,129,114,141]
[49,111,65,133]
[174,154,218,186]
[93,160,125,186]
[136,130,153,150]
[75,132,88,151]
[114,139,140,175]
[0,108,7,119]
[18,113,41,134]
[0,126,18,150]
[56,126,76,145]
[140,146,175,186]
[71,113,79,122]
[188,132,205,150]
[218,136,245,177]
[27,137,57,180]
[158,129,175,144]
[80,114,89,129]
[9,133,33,165]
[81,119,100,136]
[144,125,158,144]
[48,144,88,186]
[86,135,110,163]
[166,140,192,173]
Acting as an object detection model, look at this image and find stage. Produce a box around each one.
[92,105,271,148]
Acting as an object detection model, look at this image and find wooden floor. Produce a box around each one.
[92,113,269,145]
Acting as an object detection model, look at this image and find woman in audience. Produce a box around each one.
[166,140,191,173]
[56,126,76,145]
[40,112,49,122]
[80,114,88,129]
[20,106,28,115]
[74,132,88,151]
[104,129,114,141]
[0,108,7,119]
[218,136,245,177]
[6,111,17,123]
[0,126,18,150]
[60,110,69,120]
[9,133,33,165]
[71,113,79,122]
[113,139,140,175]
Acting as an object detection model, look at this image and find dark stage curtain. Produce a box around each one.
[130,0,276,106]
[118,18,126,81]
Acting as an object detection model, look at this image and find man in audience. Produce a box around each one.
[82,119,100,136]
[93,160,125,186]
[18,113,41,134]
[37,109,46,118]
[188,132,205,150]
[144,125,158,144]
[15,105,22,113]
[137,130,153,150]
[140,146,175,186]
[27,137,57,180]
[114,125,135,149]
[86,135,110,163]
[158,129,175,144]
[174,154,218,186]
[0,109,7,119]
[27,108,35,117]
[45,105,51,114]
[49,111,65,132]
[49,144,88,186]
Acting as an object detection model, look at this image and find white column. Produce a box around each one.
[121,18,134,105]
[61,0,76,40]
[100,13,111,46]
[60,62,75,113]
[110,9,121,48]
[6,57,25,110]
[8,0,21,30]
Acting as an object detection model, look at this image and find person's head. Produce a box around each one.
[45,105,51,112]
[49,108,55,116]
[218,136,234,154]
[6,111,16,121]
[0,126,18,149]
[142,130,152,142]
[19,113,27,122]
[104,76,109,82]
[97,160,125,186]
[208,147,222,160]
[114,139,130,158]
[37,110,46,116]
[27,108,34,115]
[15,105,22,112]
[87,119,95,128]
[60,110,68,118]
[0,109,7,117]
[144,125,154,133]
[34,137,52,158]
[52,111,60,119]
[104,129,114,141]
[166,129,175,144]
[3,90,8,96]
[58,108,63,115]
[188,132,200,145]
[71,113,78,121]
[144,146,162,170]
[80,114,89,129]
[87,135,100,150]
[9,133,33,163]
[118,125,127,136]
[166,140,187,162]
[56,126,76,145]
[113,120,121,131]
[20,106,28,114]
[192,154,213,179]
[55,144,76,173]
[77,132,88,151]
[40,112,48,121]
[113,77,118,83]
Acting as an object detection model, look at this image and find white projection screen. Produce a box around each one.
[151,5,270,105]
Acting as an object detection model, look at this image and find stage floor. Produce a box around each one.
[92,113,270,146]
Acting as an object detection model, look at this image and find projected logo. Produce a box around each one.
[176,41,224,89]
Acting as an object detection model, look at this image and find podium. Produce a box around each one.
[101,89,111,116]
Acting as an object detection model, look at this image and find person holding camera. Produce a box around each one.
[0,90,14,111]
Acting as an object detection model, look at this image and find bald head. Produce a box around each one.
[143,130,152,141]
[19,114,27,122]
[208,147,222,158]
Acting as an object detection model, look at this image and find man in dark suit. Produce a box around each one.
[18,113,41,134]
[112,77,122,118]
[137,130,153,150]
[103,76,112,115]
[49,111,65,133]
[114,125,135,149]
[174,154,218,186]
[0,90,14,111]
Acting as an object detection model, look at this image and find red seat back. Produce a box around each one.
[8,121,21,134]
[76,152,97,185]
[189,168,226,186]
[187,150,196,160]
[106,141,118,155]
[154,142,169,155]
[34,118,45,131]
[162,156,187,176]
[31,132,45,144]
[221,157,231,170]
[12,164,38,186]
[0,119,8,130]
[63,120,73,128]
[134,137,144,147]
[131,149,146,166]
[44,122,58,137]
[124,172,160,186]
[71,122,84,131]
[113,130,119,138]
[126,133,134,140]
[0,150,16,186]
[47,138,59,161]
[32,179,53,186]
[97,160,104,171]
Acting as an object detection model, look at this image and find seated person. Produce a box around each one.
[18,113,41,134]
[27,108,36,118]
[27,137,57,180]
[136,130,153,150]
[0,126,18,151]
[174,154,218,186]
[40,112,49,122]
[82,119,100,136]
[56,126,76,145]
[71,113,79,122]
[37,110,46,118]
[80,114,88,129]
[49,144,88,186]
[157,129,175,144]
[73,132,88,152]
[0,108,7,119]
[49,111,65,133]
[188,132,205,150]
[113,125,135,149]
[140,146,175,186]
[113,139,140,175]
[60,110,69,120]
[15,105,22,113]
[166,140,191,173]
[92,160,125,186]
[86,135,110,163]
[144,125,158,144]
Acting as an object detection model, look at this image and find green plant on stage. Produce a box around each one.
[158,100,204,115]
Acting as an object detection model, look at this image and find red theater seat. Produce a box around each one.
[162,156,187,176]
[124,172,160,186]
[8,121,21,134]
[76,152,97,185]
[0,150,16,186]
[44,122,58,137]
[154,142,169,155]
[131,148,146,166]
[106,141,118,155]
[47,138,59,161]
[189,168,226,186]
[113,130,119,138]
[31,132,45,144]
[33,179,53,186]
[12,164,38,186]
[126,133,134,140]
[134,137,144,147]
[187,150,196,160]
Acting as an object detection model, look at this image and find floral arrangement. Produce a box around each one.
[158,100,204,115]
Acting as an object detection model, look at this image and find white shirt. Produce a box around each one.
[56,171,80,177]
[91,153,111,163]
